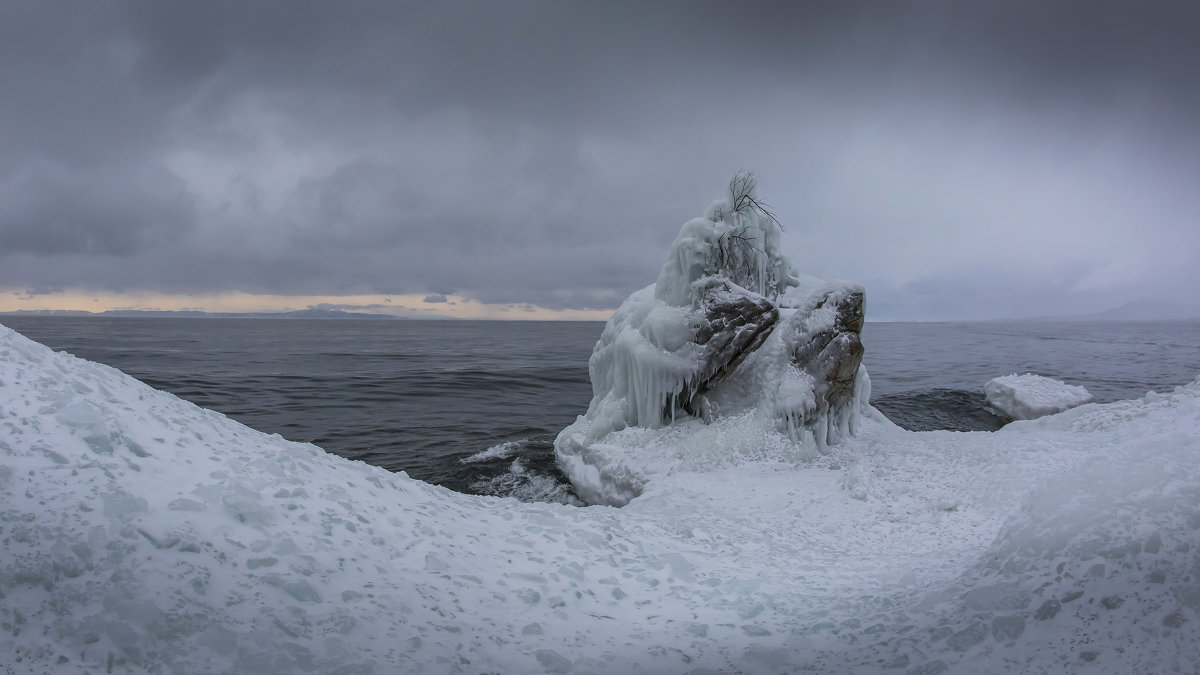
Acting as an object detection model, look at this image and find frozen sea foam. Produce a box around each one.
[3,320,1200,674]
[985,372,1095,420]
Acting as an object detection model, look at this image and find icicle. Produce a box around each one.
[813,404,829,455]
[848,364,870,436]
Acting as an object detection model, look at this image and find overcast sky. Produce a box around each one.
[2,1,1198,320]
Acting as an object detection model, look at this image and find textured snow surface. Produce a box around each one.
[3,323,1200,674]
[985,373,1095,420]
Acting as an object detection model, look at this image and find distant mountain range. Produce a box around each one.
[1,308,406,320]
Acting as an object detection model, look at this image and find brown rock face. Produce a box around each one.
[673,279,780,419]
[659,281,865,434]
[781,288,866,424]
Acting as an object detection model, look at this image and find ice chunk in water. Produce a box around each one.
[984,373,1094,420]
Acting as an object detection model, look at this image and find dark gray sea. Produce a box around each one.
[5,317,1199,503]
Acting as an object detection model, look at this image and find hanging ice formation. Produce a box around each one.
[556,174,872,505]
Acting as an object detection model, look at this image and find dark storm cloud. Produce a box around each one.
[0,163,194,256]
[2,1,1199,317]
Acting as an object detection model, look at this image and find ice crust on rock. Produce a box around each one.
[985,373,1095,420]
[776,282,868,449]
[3,322,1200,673]
[653,196,796,308]
[556,181,869,506]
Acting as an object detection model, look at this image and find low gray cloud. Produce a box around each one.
[422,294,447,304]
[1,1,1198,318]
[12,286,64,301]
[0,163,194,256]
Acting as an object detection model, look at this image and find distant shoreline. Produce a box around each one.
[6,311,1198,324]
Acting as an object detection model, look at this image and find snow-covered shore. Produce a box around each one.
[3,323,1199,674]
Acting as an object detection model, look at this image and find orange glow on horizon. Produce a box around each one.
[0,289,612,322]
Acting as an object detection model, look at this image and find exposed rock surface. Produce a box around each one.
[784,286,865,416]
[676,279,780,419]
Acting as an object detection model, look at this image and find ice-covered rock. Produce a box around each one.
[653,179,797,308]
[984,373,1095,421]
[777,283,867,449]
[556,176,870,504]
[678,277,780,418]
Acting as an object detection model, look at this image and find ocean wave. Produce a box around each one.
[460,440,523,463]
[469,457,584,506]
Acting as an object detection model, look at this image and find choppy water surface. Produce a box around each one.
[6,317,1199,502]
[862,320,1200,431]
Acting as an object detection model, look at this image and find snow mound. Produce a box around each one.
[985,373,1095,420]
[3,322,1200,674]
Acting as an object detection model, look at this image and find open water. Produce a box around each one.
[5,316,1199,503]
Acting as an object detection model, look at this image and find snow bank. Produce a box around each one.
[3,322,1200,674]
[985,373,1095,420]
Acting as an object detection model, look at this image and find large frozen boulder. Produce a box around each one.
[556,175,872,505]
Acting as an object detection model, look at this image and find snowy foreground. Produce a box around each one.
[3,324,1200,674]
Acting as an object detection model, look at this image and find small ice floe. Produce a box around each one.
[984,373,1094,421]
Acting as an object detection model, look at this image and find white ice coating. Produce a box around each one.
[3,323,1200,674]
[985,373,1096,420]
[653,197,796,307]
[582,285,699,436]
[556,185,869,506]
[777,281,870,449]
[587,190,800,435]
